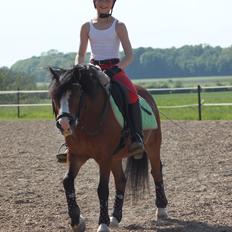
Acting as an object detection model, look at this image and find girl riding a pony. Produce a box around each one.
[75,0,144,158]
[50,2,168,229]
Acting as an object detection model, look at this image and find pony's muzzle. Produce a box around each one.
[56,113,77,137]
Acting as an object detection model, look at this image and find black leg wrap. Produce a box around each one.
[112,190,124,222]
[99,199,110,225]
[98,183,110,225]
[63,174,80,226]
[155,181,168,208]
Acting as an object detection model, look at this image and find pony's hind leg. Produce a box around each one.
[151,160,168,220]
[146,131,168,221]
[63,154,87,231]
[153,162,168,220]
[110,160,127,227]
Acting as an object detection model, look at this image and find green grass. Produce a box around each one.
[154,91,232,120]
[0,91,231,120]
[1,76,232,120]
[0,106,54,120]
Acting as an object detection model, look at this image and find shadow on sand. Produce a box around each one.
[124,218,232,232]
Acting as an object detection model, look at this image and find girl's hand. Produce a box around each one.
[104,66,121,78]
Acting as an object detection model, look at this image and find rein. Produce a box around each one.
[79,85,110,136]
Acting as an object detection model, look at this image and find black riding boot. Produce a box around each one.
[128,100,144,159]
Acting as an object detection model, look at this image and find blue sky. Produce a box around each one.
[1,0,232,67]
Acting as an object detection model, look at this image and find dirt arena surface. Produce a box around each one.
[0,120,232,232]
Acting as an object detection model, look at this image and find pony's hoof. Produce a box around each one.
[71,215,86,232]
[110,216,119,227]
[156,208,168,220]
[97,223,110,232]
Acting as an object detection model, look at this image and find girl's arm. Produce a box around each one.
[75,23,89,65]
[116,22,133,69]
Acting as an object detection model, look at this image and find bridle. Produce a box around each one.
[55,79,110,137]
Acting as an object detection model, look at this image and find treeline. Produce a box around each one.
[0,67,36,90]
[8,45,232,83]
[11,49,76,83]
[126,45,232,78]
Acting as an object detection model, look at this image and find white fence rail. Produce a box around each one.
[0,103,51,107]
[0,90,48,94]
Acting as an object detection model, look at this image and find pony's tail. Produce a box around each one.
[125,151,149,201]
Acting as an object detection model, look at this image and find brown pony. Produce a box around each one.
[49,64,168,232]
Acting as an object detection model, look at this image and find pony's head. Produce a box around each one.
[49,64,108,137]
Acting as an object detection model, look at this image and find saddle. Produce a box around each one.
[110,79,159,155]
[110,81,130,154]
[95,65,158,154]
[93,65,129,128]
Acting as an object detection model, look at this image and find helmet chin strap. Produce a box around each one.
[99,8,113,18]
[99,13,111,18]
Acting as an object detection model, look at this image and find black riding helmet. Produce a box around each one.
[93,0,116,18]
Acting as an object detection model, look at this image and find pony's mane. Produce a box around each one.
[77,64,103,94]
[49,64,103,102]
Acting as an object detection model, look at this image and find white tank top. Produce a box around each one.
[89,19,120,60]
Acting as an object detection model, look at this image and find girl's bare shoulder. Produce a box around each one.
[115,20,128,33]
[81,22,90,32]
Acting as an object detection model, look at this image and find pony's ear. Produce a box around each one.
[48,67,65,81]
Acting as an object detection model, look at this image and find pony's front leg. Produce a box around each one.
[63,155,86,232]
[110,160,127,227]
[97,166,111,232]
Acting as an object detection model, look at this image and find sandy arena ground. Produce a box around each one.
[0,120,232,232]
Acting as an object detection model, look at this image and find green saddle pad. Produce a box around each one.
[110,95,158,130]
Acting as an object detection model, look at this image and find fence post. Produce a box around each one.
[197,85,202,120]
[17,88,20,118]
